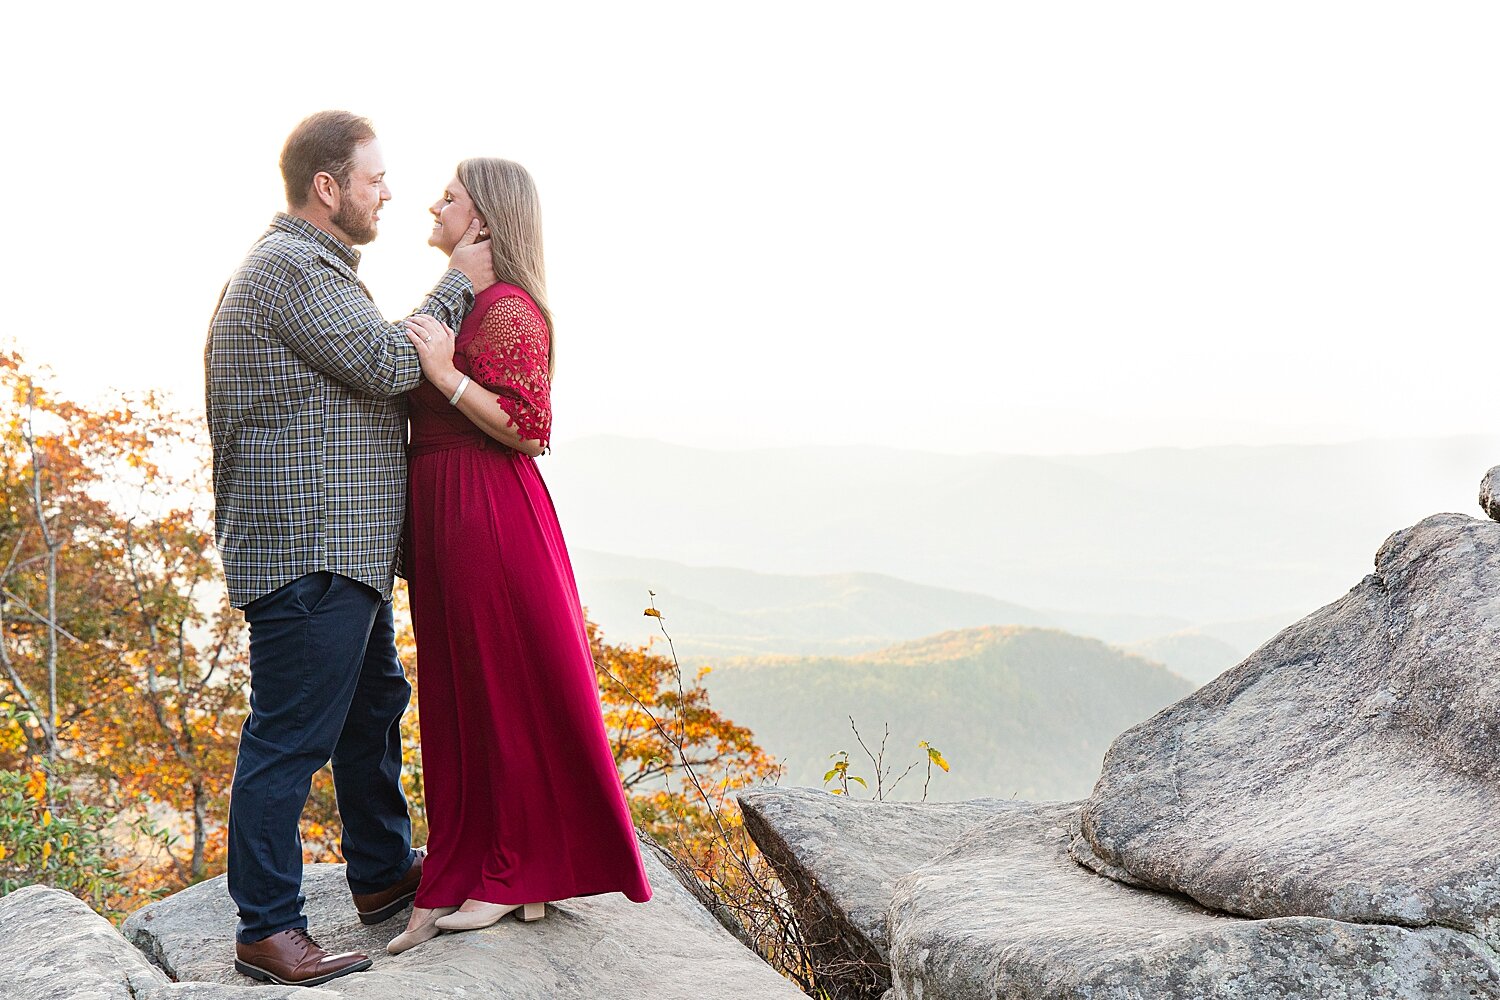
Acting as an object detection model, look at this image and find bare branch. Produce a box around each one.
[22,379,61,761]
[0,594,50,744]
[0,589,82,644]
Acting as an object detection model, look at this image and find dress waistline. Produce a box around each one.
[408,434,508,458]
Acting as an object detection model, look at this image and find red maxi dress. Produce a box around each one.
[404,281,652,909]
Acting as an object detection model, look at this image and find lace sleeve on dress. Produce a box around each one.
[464,295,552,450]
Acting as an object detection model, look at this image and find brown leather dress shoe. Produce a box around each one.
[234,927,371,986]
[352,846,426,925]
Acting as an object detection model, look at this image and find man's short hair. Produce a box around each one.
[280,111,376,208]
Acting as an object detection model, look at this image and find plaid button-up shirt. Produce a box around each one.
[205,213,473,608]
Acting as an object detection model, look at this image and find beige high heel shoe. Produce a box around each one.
[386,906,459,954]
[433,900,547,931]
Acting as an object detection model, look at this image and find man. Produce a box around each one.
[204,110,493,987]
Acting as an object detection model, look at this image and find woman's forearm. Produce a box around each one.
[428,367,545,456]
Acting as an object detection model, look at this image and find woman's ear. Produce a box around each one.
[476,216,490,240]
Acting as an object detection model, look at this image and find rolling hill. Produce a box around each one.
[701,625,1195,802]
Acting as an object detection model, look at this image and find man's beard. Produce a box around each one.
[333,198,378,245]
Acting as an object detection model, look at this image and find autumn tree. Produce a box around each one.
[0,350,249,901]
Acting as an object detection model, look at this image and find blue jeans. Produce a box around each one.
[227,571,416,943]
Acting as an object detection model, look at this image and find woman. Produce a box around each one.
[388,159,652,955]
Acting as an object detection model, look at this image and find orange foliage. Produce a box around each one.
[1,350,250,905]
[588,620,780,874]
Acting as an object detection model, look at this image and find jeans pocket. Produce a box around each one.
[291,571,338,616]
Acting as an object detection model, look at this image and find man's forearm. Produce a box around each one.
[411,269,475,332]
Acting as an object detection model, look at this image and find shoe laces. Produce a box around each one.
[289,927,324,953]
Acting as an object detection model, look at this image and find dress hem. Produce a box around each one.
[415,884,653,908]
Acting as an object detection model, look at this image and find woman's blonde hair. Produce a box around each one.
[456,157,555,376]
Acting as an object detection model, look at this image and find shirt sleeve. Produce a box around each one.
[409,269,475,336]
[465,295,552,450]
[274,264,471,398]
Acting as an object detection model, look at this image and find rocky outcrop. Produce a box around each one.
[2,830,801,999]
[119,834,804,998]
[1075,513,1500,941]
[739,787,1500,999]
[738,786,1024,997]
[739,494,1500,998]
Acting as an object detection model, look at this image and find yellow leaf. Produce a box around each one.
[642,608,663,618]
[41,841,52,860]
[0,844,7,860]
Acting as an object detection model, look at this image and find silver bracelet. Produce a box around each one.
[448,375,471,406]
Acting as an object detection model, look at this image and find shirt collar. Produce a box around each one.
[269,212,362,270]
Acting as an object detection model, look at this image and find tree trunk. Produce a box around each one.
[192,779,207,879]
[45,543,57,764]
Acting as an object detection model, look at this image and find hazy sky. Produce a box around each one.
[4,2,1496,454]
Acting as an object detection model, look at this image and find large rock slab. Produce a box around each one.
[1076,513,1500,941]
[737,785,1025,998]
[889,801,1500,1000]
[0,884,171,1000]
[0,885,300,1000]
[122,831,802,998]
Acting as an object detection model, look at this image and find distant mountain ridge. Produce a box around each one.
[547,434,1500,625]
[573,549,1280,683]
[701,624,1196,802]
[573,549,1197,652]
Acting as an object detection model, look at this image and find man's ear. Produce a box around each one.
[311,171,340,211]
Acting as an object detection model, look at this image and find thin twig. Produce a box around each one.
[0,589,83,644]
[849,715,885,799]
